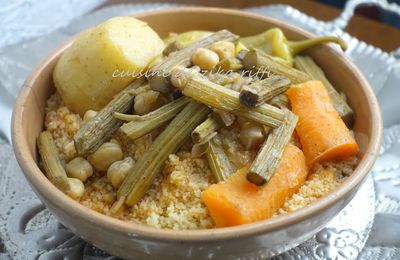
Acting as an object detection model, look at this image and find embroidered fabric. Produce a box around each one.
[0,1,399,259]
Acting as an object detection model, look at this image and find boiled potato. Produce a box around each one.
[53,16,164,115]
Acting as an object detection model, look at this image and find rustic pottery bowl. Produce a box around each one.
[12,7,382,259]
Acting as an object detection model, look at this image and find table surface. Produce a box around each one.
[100,0,400,52]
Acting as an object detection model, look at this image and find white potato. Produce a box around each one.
[53,16,164,115]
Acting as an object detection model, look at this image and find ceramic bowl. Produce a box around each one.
[12,7,382,259]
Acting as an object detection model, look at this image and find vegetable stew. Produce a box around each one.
[38,16,359,229]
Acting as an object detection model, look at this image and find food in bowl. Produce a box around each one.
[37,16,359,230]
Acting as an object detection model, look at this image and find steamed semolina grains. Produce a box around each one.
[44,93,356,229]
[125,152,215,229]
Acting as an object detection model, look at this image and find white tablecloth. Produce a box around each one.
[0,1,399,259]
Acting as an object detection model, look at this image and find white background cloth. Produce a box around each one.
[0,1,399,259]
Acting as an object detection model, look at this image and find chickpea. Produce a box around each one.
[107,157,135,188]
[65,157,93,182]
[149,76,170,93]
[170,67,196,89]
[66,178,85,200]
[134,90,164,116]
[88,141,123,172]
[63,141,77,161]
[83,110,98,122]
[239,122,266,149]
[210,41,235,60]
[191,48,219,70]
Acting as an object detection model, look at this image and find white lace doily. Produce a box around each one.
[0,1,399,259]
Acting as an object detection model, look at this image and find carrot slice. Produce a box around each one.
[202,143,308,227]
[286,80,358,166]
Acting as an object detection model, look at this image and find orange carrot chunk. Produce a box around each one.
[286,80,358,166]
[202,143,308,227]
